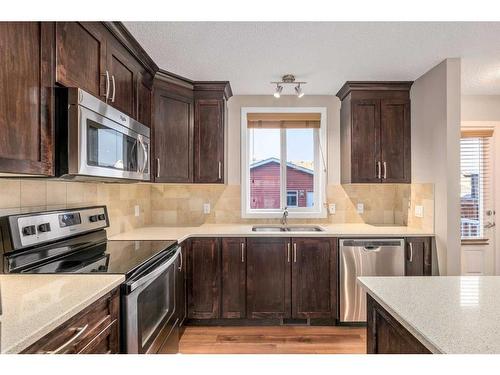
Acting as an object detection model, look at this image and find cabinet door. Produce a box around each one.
[405,237,432,276]
[221,238,246,318]
[246,237,291,319]
[106,41,137,117]
[380,99,411,183]
[291,238,337,319]
[56,22,106,99]
[187,238,221,319]
[351,99,381,183]
[153,89,193,182]
[137,79,152,127]
[194,99,224,183]
[0,22,54,175]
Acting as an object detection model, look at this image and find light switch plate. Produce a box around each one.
[203,203,211,214]
[328,203,336,215]
[357,203,364,214]
[415,205,424,218]
[134,205,140,217]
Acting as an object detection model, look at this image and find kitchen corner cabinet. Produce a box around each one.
[221,238,247,318]
[187,238,221,319]
[193,82,232,183]
[23,287,120,354]
[405,237,432,276]
[0,22,55,176]
[336,82,412,183]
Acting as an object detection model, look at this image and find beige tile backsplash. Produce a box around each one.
[0,179,434,235]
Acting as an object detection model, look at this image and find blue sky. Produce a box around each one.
[250,128,314,162]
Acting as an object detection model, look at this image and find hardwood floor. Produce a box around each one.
[179,326,367,354]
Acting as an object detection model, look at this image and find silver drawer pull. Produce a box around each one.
[45,324,89,354]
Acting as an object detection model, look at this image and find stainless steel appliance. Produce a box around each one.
[0,206,181,354]
[339,238,405,323]
[55,88,150,181]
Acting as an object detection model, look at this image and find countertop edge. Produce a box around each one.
[357,278,443,354]
[4,275,125,354]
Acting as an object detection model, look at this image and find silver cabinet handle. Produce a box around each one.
[241,242,245,263]
[156,158,160,178]
[293,243,297,263]
[409,242,413,262]
[218,161,222,180]
[45,324,89,354]
[376,161,382,179]
[103,71,110,101]
[383,161,387,179]
[111,75,116,103]
[287,243,291,263]
[178,247,183,271]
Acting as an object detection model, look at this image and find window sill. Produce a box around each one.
[461,238,489,246]
[241,210,327,219]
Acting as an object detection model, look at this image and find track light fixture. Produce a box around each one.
[271,74,307,98]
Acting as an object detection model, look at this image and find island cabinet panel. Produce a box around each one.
[55,22,107,99]
[221,238,247,318]
[405,237,432,276]
[0,22,54,176]
[246,237,291,319]
[23,287,120,354]
[291,238,337,319]
[187,238,221,319]
[367,295,431,354]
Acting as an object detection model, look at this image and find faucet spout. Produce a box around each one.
[281,207,289,227]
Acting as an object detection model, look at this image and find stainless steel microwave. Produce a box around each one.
[55,88,150,182]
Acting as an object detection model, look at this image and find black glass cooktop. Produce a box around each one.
[5,230,177,276]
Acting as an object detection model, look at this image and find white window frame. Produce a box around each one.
[241,107,327,219]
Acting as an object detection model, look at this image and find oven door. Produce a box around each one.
[74,105,150,181]
[122,246,180,354]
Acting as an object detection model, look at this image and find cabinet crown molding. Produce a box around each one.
[336,81,413,101]
[194,81,233,100]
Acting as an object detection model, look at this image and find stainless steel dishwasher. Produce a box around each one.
[339,238,405,323]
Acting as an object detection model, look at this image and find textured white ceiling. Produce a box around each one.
[124,22,500,95]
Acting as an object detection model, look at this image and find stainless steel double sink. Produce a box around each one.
[251,225,325,232]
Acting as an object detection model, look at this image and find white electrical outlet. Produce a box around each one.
[328,203,336,215]
[134,205,140,217]
[357,203,364,214]
[415,205,424,218]
[203,203,211,214]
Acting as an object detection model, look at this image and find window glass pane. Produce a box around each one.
[286,128,315,208]
[460,137,482,238]
[287,191,298,207]
[249,128,281,209]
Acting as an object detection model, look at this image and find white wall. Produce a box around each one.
[411,58,461,275]
[226,95,341,186]
[462,95,500,121]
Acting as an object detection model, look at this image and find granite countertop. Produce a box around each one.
[358,276,500,354]
[109,223,433,242]
[0,274,124,354]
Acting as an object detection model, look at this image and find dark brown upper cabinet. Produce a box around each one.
[152,75,194,183]
[193,82,232,184]
[337,82,412,183]
[291,238,337,319]
[221,237,246,319]
[0,22,55,176]
[137,75,153,127]
[405,237,433,276]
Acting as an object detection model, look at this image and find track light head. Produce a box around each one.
[274,84,283,98]
[295,84,305,98]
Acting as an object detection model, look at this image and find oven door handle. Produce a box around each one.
[125,246,181,293]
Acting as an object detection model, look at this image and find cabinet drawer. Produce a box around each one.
[23,288,120,354]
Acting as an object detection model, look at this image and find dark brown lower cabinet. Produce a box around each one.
[23,287,120,354]
[291,238,337,319]
[187,238,221,319]
[246,237,291,319]
[405,237,432,276]
[367,294,431,354]
[221,237,246,318]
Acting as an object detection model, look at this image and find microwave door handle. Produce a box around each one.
[126,247,181,293]
[138,136,148,173]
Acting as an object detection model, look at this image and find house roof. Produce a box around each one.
[250,157,314,175]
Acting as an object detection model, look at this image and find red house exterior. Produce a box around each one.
[250,158,314,209]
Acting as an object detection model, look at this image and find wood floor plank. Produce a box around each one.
[179,326,366,354]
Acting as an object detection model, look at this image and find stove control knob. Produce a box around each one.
[22,225,36,236]
[38,223,51,233]
[89,215,99,222]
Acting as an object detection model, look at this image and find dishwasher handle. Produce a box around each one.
[340,239,404,248]
[362,246,381,252]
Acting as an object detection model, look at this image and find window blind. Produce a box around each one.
[460,129,493,240]
[247,113,321,128]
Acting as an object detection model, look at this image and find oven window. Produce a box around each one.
[137,264,176,349]
[87,119,138,172]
